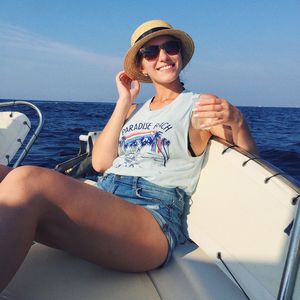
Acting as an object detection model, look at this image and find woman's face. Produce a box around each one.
[139,35,182,85]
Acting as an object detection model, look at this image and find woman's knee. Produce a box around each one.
[0,166,46,208]
[4,165,42,185]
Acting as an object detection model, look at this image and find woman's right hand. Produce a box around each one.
[116,71,140,104]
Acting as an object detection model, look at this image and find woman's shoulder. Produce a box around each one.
[183,89,200,97]
[178,90,200,108]
[125,100,149,121]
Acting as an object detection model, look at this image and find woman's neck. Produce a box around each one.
[149,81,184,111]
[153,81,184,104]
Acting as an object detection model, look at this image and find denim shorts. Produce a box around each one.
[96,173,189,266]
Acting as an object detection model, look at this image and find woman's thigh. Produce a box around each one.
[2,166,169,271]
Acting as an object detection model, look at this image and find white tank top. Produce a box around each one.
[106,90,205,195]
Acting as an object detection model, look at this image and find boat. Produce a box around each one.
[0,101,299,299]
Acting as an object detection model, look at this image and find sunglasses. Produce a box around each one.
[139,40,181,61]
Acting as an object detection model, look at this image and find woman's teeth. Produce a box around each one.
[158,64,173,71]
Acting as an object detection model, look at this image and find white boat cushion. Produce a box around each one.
[1,243,161,300]
[1,242,247,300]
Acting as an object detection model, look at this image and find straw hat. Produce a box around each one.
[124,20,195,83]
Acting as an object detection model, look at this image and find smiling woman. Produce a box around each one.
[92,18,258,264]
[0,19,258,292]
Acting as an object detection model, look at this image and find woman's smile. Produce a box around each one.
[156,63,176,71]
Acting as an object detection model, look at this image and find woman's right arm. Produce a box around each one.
[92,72,140,173]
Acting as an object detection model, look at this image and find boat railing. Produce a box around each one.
[277,196,300,299]
[0,100,44,167]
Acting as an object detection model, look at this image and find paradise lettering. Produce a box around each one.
[122,122,153,135]
[121,121,173,136]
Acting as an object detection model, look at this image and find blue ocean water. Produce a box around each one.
[1,100,300,185]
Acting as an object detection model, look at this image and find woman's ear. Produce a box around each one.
[140,64,147,76]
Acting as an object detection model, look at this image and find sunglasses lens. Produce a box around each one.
[140,40,181,60]
[140,46,160,60]
[164,40,181,55]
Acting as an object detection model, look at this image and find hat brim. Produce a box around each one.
[124,28,195,83]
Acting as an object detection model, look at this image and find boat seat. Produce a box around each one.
[149,239,247,299]
[1,241,247,300]
[1,243,161,300]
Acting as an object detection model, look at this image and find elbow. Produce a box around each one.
[92,157,111,173]
[92,160,105,173]
[91,156,103,173]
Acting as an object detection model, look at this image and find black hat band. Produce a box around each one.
[135,27,170,44]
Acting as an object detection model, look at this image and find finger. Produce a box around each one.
[120,73,130,82]
[118,71,132,82]
[193,110,223,119]
[196,98,222,106]
[131,80,140,99]
[116,70,126,80]
[199,93,218,100]
[199,94,221,103]
[195,118,226,130]
[194,103,223,112]
[119,75,134,90]
[116,70,125,77]
[132,80,140,91]
[204,119,226,128]
[195,118,219,130]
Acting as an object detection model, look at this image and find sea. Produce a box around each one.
[1,100,300,186]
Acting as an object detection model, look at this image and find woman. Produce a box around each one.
[0,20,257,291]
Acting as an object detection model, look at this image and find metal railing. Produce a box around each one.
[278,197,300,299]
[0,100,44,167]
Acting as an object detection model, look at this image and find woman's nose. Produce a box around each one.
[158,48,169,60]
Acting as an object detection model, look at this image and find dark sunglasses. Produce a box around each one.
[139,40,181,61]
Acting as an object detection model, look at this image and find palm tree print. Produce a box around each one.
[119,130,171,167]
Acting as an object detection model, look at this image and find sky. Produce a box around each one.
[0,0,299,107]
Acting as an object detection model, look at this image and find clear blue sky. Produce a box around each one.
[0,0,299,107]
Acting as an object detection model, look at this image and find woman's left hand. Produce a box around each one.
[192,93,258,154]
[192,94,243,130]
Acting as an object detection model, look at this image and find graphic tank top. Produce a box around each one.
[106,90,205,195]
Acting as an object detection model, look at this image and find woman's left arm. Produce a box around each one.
[192,94,259,155]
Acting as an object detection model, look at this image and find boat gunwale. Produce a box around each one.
[211,136,300,195]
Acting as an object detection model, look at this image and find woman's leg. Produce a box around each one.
[0,165,12,182]
[0,166,168,291]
